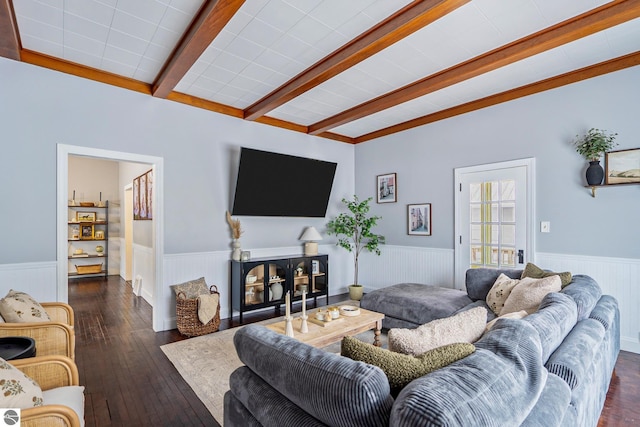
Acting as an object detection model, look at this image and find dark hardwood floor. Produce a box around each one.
[69,276,638,426]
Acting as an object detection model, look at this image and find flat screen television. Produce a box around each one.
[232,147,337,217]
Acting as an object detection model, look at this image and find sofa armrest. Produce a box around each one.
[21,404,82,427]
[0,322,75,360]
[10,355,79,390]
[41,303,75,326]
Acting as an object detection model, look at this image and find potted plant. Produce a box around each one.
[326,195,385,301]
[573,128,618,185]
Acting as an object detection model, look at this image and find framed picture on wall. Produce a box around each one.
[408,203,431,236]
[605,148,640,184]
[377,173,397,203]
[133,169,153,220]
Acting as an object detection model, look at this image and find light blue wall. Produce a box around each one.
[0,57,355,264]
[355,65,640,259]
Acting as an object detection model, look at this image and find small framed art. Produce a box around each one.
[76,211,96,222]
[81,224,94,240]
[377,173,397,203]
[605,148,640,184]
[408,203,431,236]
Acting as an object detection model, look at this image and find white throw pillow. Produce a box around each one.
[388,306,487,356]
[0,290,51,323]
[0,357,44,408]
[500,275,562,316]
[486,273,520,315]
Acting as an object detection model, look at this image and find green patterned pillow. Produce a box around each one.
[170,277,209,298]
[0,290,51,323]
[0,358,44,408]
[341,336,475,395]
[521,263,572,288]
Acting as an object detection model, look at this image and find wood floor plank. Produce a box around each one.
[69,276,637,426]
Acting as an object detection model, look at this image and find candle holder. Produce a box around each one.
[284,316,294,337]
[300,314,308,333]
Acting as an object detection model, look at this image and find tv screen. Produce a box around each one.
[232,148,337,217]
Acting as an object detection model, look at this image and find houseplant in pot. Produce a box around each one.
[326,195,385,301]
[573,128,618,185]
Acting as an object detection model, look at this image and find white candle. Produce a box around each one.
[285,291,290,318]
[302,291,306,317]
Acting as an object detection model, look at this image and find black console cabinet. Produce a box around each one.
[231,254,328,322]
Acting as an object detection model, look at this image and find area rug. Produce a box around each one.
[160,315,384,425]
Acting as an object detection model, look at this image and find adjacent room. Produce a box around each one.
[1,1,639,426]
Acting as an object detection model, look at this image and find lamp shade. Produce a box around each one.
[299,226,323,242]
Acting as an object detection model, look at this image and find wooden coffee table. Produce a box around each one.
[265,307,384,348]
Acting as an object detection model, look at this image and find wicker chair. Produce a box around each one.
[10,355,83,427]
[0,303,75,360]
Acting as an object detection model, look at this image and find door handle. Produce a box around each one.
[517,249,524,264]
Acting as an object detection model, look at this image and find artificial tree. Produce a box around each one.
[326,195,385,299]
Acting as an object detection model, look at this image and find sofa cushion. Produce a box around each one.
[485,310,528,332]
[486,273,520,315]
[560,275,602,320]
[520,373,572,427]
[500,275,561,315]
[170,277,209,298]
[0,290,51,323]
[391,319,546,426]
[524,292,578,363]
[521,262,572,287]
[0,357,43,408]
[234,324,393,427]
[360,283,472,328]
[465,268,522,301]
[589,295,618,331]
[388,306,486,356]
[546,318,605,390]
[42,386,85,427]
[341,336,475,396]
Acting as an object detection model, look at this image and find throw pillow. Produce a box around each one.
[0,290,51,323]
[521,262,572,288]
[486,273,520,315]
[0,357,44,408]
[170,277,209,299]
[500,275,562,316]
[484,310,528,332]
[388,306,487,356]
[341,336,475,396]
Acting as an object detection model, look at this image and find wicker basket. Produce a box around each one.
[75,263,103,274]
[176,285,220,337]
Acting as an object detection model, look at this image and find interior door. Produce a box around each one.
[454,159,535,289]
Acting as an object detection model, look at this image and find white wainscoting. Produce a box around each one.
[536,253,640,354]
[358,245,455,291]
[132,243,154,306]
[0,261,58,301]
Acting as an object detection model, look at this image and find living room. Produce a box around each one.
[1,1,639,425]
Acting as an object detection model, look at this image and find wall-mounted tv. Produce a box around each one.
[232,148,337,217]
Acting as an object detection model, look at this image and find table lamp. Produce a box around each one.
[299,226,322,256]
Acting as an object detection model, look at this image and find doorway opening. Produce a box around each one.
[57,144,165,331]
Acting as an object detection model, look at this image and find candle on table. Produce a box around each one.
[285,291,290,318]
[302,291,306,317]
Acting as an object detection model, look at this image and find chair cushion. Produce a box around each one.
[0,358,43,408]
[388,306,487,356]
[341,336,475,396]
[0,290,51,323]
[42,386,85,427]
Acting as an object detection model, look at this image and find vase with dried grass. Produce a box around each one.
[226,211,243,261]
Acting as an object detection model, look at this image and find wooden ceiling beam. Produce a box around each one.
[243,0,470,121]
[21,50,152,94]
[152,0,245,98]
[356,51,640,143]
[0,0,20,60]
[310,0,640,135]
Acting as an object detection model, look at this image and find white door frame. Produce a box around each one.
[454,158,536,289]
[56,144,165,331]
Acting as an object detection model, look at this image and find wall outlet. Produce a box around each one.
[540,221,551,233]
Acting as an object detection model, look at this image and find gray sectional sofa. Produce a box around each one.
[224,269,620,426]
